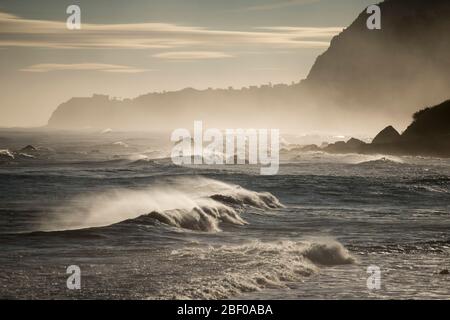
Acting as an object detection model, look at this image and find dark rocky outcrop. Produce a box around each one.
[20,145,37,152]
[371,126,401,145]
[346,138,366,149]
[403,100,450,139]
[325,138,366,153]
[319,99,450,157]
[392,100,450,156]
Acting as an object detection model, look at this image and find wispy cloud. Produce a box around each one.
[0,11,341,50]
[255,26,343,37]
[20,63,150,73]
[153,51,234,60]
[244,0,320,11]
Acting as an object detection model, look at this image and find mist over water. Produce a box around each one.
[0,131,449,299]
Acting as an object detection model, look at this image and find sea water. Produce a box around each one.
[0,130,449,299]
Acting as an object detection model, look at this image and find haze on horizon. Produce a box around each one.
[0,0,376,130]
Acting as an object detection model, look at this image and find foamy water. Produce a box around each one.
[0,132,449,299]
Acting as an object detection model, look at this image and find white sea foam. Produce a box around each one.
[355,155,404,165]
[100,128,113,134]
[0,149,14,159]
[127,154,151,162]
[156,239,355,299]
[112,141,129,148]
[19,153,35,159]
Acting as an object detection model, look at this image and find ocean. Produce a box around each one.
[0,130,449,299]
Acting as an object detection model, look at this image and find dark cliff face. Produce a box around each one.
[402,100,450,139]
[304,0,450,114]
[325,99,450,157]
[367,100,450,156]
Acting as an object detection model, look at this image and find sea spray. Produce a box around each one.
[39,177,283,232]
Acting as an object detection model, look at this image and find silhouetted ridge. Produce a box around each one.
[304,0,450,115]
[46,0,450,133]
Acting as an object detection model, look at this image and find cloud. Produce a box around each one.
[255,26,344,37]
[244,0,320,11]
[0,11,341,50]
[153,51,234,60]
[20,63,150,73]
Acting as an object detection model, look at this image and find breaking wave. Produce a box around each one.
[356,155,404,165]
[0,149,14,160]
[121,202,246,232]
[156,239,355,299]
[40,177,283,233]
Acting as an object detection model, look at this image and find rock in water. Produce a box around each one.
[324,138,366,154]
[372,126,401,145]
[20,145,37,152]
[346,138,366,149]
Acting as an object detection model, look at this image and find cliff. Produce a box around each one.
[47,0,450,132]
[328,100,450,157]
[304,0,450,115]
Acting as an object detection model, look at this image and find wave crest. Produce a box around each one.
[303,241,356,265]
[41,177,283,233]
[357,156,404,165]
[126,203,247,232]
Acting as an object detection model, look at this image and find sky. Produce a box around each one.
[0,0,375,127]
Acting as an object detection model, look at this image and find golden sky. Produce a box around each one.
[0,0,374,127]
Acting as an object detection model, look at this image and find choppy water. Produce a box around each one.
[0,130,449,299]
